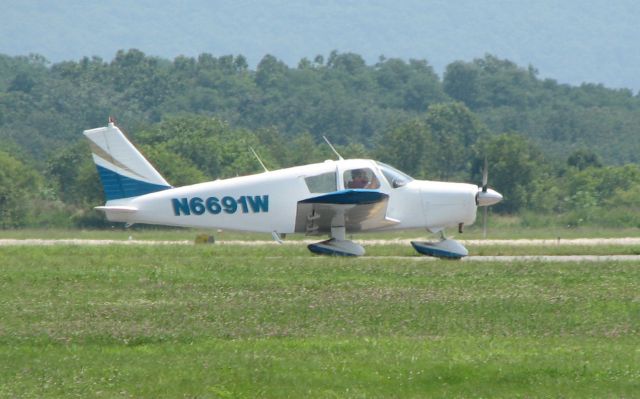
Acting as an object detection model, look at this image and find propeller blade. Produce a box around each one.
[482,156,488,192]
[477,155,503,206]
[483,206,488,238]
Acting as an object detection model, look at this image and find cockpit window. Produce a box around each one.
[376,162,413,188]
[304,171,337,193]
[344,168,380,190]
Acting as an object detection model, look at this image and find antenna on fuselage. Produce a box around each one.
[322,136,344,160]
[249,146,269,172]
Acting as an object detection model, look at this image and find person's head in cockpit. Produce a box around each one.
[349,169,369,189]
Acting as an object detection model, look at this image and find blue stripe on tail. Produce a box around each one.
[96,165,170,201]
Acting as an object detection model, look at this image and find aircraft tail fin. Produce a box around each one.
[83,119,171,202]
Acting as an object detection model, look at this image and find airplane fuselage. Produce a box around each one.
[103,159,479,235]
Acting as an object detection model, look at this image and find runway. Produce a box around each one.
[1,238,639,262]
[2,237,640,246]
[359,255,640,262]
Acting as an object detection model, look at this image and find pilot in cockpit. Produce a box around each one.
[347,169,380,189]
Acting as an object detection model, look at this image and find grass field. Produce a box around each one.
[1,245,639,397]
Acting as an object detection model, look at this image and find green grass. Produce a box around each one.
[1,245,639,397]
[468,244,640,256]
[0,227,252,241]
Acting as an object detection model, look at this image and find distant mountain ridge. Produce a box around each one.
[2,0,639,91]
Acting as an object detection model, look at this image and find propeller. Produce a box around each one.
[476,156,503,238]
[482,157,488,238]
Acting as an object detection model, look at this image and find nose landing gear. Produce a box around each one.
[411,232,468,259]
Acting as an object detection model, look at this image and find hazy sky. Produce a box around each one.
[2,0,639,90]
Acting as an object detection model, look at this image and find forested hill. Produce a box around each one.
[2,49,640,228]
[1,50,639,166]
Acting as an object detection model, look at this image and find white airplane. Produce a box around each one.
[84,119,502,258]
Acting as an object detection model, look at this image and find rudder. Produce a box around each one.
[84,119,171,202]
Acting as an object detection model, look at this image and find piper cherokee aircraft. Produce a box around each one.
[84,119,502,258]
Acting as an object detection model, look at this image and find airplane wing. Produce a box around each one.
[294,189,400,234]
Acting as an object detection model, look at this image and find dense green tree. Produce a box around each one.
[136,115,268,179]
[281,132,342,166]
[375,58,446,111]
[140,144,207,186]
[424,102,488,180]
[255,54,288,90]
[0,150,41,227]
[443,61,481,108]
[477,133,544,213]
[567,149,602,170]
[375,119,431,178]
[556,164,640,226]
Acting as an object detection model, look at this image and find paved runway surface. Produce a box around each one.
[2,238,640,246]
[2,238,639,262]
[359,255,640,262]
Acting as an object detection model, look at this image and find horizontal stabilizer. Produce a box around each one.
[95,206,138,213]
[94,205,138,223]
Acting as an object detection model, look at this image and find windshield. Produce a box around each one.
[376,162,413,188]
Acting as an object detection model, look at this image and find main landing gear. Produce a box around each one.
[307,228,469,259]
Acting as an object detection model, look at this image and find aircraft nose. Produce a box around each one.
[476,188,503,206]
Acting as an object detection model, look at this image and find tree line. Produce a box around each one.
[1,50,639,228]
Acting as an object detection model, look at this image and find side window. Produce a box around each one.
[304,171,337,193]
[344,168,380,189]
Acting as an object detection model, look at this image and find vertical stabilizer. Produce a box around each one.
[83,120,171,202]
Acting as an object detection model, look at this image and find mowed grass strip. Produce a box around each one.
[2,223,640,241]
[3,337,638,398]
[1,245,639,397]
